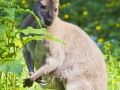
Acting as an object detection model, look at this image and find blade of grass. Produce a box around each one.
[12,74,16,90]
[6,73,9,90]
[0,71,2,90]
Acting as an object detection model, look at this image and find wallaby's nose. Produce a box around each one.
[45,17,53,26]
[44,10,54,26]
[47,18,53,23]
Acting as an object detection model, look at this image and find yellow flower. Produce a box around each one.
[15,42,19,46]
[106,4,110,8]
[59,3,70,9]
[59,4,67,8]
[15,88,19,90]
[64,14,69,19]
[15,40,22,48]
[95,21,99,24]
[106,47,110,51]
[4,21,8,24]
[98,38,104,43]
[116,23,120,27]
[106,2,114,7]
[112,58,115,60]
[112,80,116,84]
[19,43,23,48]
[24,4,28,8]
[21,0,26,4]
[83,11,88,15]
[96,26,101,30]
[66,2,71,6]
[110,2,114,7]
[107,43,111,47]
[62,4,67,8]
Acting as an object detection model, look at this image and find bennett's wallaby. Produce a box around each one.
[21,0,107,90]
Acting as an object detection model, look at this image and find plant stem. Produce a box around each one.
[18,9,42,28]
[6,73,9,90]
[12,74,16,90]
[0,71,2,90]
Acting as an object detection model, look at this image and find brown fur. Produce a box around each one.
[22,0,107,90]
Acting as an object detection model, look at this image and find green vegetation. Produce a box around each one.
[0,0,120,90]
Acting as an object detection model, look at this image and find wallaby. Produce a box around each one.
[20,0,107,90]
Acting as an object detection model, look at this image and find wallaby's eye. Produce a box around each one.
[40,5,46,9]
[55,8,57,12]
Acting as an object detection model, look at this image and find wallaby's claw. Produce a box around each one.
[39,80,46,86]
[23,78,33,87]
[35,77,46,88]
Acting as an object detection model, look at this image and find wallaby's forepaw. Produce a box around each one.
[35,77,46,88]
[23,78,33,87]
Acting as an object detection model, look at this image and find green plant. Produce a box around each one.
[0,0,23,89]
[0,0,65,89]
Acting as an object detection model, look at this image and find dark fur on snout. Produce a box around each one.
[33,0,54,26]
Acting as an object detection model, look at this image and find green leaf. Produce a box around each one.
[1,46,9,52]
[19,27,65,44]
[22,35,65,45]
[4,8,15,21]
[0,24,8,32]
[0,0,7,4]
[0,0,15,6]
[8,0,15,6]
[0,40,5,46]
[0,7,4,10]
[0,60,23,76]
[4,8,15,16]
[47,36,66,44]
[19,27,49,35]
[22,36,46,44]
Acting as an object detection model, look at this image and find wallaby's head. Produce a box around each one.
[33,0,59,26]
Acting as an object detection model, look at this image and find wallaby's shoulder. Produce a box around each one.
[49,17,92,41]
[48,17,84,35]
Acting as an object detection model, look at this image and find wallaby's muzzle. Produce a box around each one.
[33,1,54,26]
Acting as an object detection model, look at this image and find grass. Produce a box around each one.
[106,53,120,90]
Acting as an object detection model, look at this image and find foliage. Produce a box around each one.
[0,0,24,89]
[19,27,65,44]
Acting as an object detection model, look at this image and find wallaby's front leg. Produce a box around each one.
[23,46,44,87]
[31,57,59,81]
[23,57,58,87]
[23,46,35,75]
[23,46,64,87]
[23,46,35,87]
